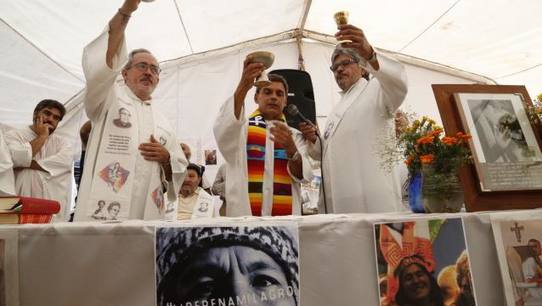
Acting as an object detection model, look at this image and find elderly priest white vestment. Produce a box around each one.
[308,52,408,214]
[74,28,187,221]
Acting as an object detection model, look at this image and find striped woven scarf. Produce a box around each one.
[247,110,293,216]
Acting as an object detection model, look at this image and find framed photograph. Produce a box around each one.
[491,216,542,306]
[156,224,300,306]
[432,84,542,211]
[374,218,477,306]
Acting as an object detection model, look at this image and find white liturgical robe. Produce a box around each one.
[5,126,73,221]
[214,97,313,217]
[308,52,408,214]
[74,27,187,221]
[0,129,15,196]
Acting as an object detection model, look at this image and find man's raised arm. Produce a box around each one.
[106,0,140,68]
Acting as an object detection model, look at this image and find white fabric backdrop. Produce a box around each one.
[2,0,541,135]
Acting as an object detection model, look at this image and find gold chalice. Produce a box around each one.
[334,11,352,45]
[248,51,275,88]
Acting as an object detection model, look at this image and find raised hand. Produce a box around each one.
[34,114,50,137]
[335,24,374,61]
[233,55,266,119]
[138,134,170,163]
[120,0,141,14]
[236,56,266,97]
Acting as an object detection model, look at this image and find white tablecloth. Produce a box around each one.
[6,210,542,306]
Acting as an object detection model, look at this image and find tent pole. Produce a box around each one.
[295,0,312,71]
[294,30,306,71]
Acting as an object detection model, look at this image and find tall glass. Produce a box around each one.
[334,11,352,45]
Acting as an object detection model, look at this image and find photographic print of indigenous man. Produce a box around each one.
[156,226,299,306]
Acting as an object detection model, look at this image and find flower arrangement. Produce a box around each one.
[400,116,472,177]
[527,92,542,127]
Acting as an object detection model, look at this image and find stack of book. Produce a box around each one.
[0,196,60,224]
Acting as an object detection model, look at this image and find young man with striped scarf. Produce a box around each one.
[214,56,313,217]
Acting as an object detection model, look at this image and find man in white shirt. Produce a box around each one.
[0,129,15,196]
[177,163,217,220]
[300,23,408,214]
[522,239,542,299]
[74,0,187,221]
[5,99,73,221]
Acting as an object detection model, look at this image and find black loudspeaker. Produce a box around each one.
[270,69,316,130]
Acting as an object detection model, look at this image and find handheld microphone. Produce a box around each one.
[286,104,312,124]
[285,103,328,214]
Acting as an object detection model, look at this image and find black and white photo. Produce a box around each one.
[156,225,300,306]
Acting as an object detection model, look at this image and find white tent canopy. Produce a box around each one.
[1,0,541,171]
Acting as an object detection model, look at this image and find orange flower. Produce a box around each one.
[405,155,414,165]
[442,136,458,146]
[416,136,434,145]
[427,129,443,137]
[420,154,434,164]
[455,132,472,141]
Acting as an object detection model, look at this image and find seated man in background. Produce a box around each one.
[177,163,218,220]
[5,99,73,221]
[0,129,15,196]
[180,142,212,193]
[214,60,313,217]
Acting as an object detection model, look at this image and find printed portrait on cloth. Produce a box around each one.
[156,224,300,306]
[374,218,476,306]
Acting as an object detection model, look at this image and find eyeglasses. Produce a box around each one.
[130,62,161,75]
[329,59,357,72]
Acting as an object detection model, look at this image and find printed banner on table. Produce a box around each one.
[373,218,477,306]
[0,230,19,306]
[492,216,542,306]
[155,223,300,306]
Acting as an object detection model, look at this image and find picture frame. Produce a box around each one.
[491,215,542,306]
[432,84,542,212]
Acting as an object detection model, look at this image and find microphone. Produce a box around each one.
[286,104,328,214]
[285,104,312,124]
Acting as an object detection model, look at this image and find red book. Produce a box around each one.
[0,213,53,224]
[0,196,60,214]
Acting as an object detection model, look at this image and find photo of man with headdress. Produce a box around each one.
[492,219,542,306]
[374,218,476,306]
[156,225,299,306]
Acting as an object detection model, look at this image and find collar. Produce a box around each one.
[338,77,368,96]
[180,186,201,199]
[249,109,287,122]
[124,85,152,105]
